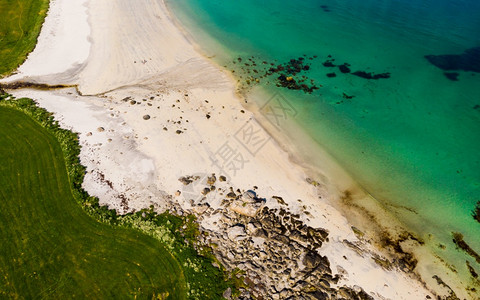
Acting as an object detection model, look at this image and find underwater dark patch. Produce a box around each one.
[338,63,351,73]
[425,47,480,73]
[444,72,459,81]
[473,201,480,224]
[351,71,391,80]
[320,5,331,12]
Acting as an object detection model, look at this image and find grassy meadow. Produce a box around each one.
[0,105,186,298]
[0,0,49,76]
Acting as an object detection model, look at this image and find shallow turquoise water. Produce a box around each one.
[168,0,480,274]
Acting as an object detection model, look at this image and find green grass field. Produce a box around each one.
[0,106,186,299]
[0,0,49,76]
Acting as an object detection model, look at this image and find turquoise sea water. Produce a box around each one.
[168,0,480,278]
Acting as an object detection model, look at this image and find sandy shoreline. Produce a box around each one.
[2,0,474,298]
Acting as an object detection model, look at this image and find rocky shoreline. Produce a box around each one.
[167,174,425,299]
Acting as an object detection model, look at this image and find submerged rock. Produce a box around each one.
[338,63,351,73]
[322,59,336,67]
[320,5,331,12]
[425,47,480,73]
[473,201,480,223]
[452,232,480,263]
[444,72,459,81]
[352,70,390,79]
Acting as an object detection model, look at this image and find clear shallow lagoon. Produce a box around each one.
[168,0,480,279]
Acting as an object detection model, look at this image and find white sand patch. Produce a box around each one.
[4,0,90,81]
[76,0,199,95]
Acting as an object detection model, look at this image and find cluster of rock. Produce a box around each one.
[322,56,391,80]
[230,55,320,94]
[174,174,375,300]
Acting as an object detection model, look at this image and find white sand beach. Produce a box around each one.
[4,0,473,298]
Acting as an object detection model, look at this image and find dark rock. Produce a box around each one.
[466,261,478,278]
[272,234,290,244]
[288,230,304,242]
[307,227,329,243]
[176,130,183,134]
[352,71,390,79]
[337,286,374,300]
[178,176,193,185]
[322,60,336,67]
[303,251,325,269]
[320,5,332,13]
[253,228,268,238]
[226,192,237,199]
[309,290,329,299]
[219,175,227,182]
[276,74,319,94]
[338,63,351,73]
[207,174,216,185]
[432,275,457,298]
[143,114,151,120]
[272,195,287,206]
[425,47,480,72]
[444,72,459,81]
[452,232,480,263]
[472,201,480,223]
[326,72,336,78]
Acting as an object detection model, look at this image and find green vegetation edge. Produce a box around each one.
[0,92,240,299]
[0,0,50,76]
